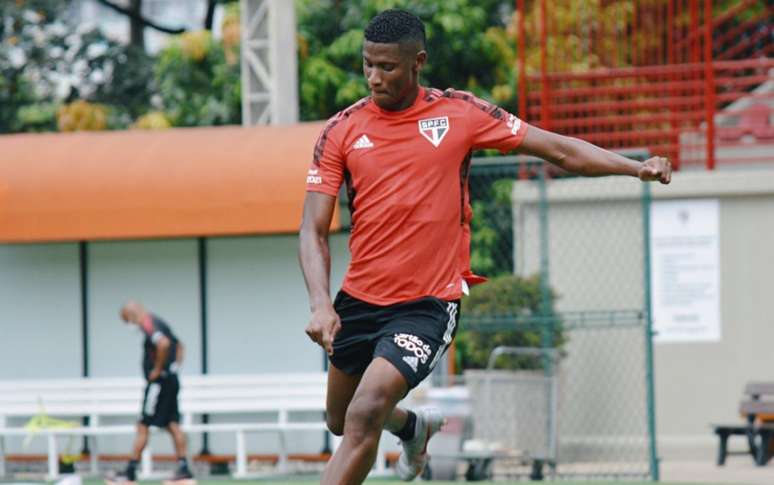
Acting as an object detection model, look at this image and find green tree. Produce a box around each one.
[0,0,155,133]
[470,177,515,277]
[154,26,241,127]
[0,0,66,132]
[296,0,518,121]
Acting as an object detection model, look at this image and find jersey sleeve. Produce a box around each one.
[150,317,175,344]
[463,93,529,153]
[306,114,346,197]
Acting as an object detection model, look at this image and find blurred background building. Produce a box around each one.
[0,0,772,480]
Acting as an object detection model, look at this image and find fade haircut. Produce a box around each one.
[364,9,426,51]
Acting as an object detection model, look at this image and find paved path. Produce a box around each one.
[661,459,774,485]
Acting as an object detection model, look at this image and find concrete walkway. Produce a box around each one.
[661,459,774,485]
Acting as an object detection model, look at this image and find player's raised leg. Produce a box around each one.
[321,357,407,485]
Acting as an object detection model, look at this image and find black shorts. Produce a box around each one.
[140,374,180,427]
[330,291,460,389]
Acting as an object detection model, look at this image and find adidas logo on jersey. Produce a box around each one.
[403,355,419,372]
[352,134,374,149]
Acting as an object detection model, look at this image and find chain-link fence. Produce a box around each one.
[450,155,657,480]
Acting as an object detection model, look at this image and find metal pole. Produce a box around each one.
[198,237,211,455]
[537,176,554,480]
[641,184,660,481]
[517,0,527,121]
[199,237,208,376]
[239,0,252,125]
[703,0,716,170]
[517,0,528,180]
[268,0,299,124]
[538,165,552,374]
[632,0,639,66]
[689,0,700,63]
[79,241,90,456]
[667,1,675,66]
[667,0,680,170]
[539,0,550,130]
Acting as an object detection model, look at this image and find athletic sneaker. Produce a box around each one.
[395,408,446,481]
[104,470,136,485]
[162,468,196,485]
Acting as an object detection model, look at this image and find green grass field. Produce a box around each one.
[74,479,718,485]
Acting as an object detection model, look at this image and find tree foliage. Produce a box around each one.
[296,0,518,121]
[155,29,241,127]
[0,0,155,133]
[4,0,760,132]
[0,0,240,133]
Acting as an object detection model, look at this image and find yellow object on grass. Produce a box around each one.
[24,404,81,465]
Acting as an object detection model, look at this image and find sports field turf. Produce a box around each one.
[73,479,717,485]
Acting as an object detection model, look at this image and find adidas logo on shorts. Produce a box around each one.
[403,355,419,372]
[352,134,374,149]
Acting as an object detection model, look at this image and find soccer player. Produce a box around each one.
[298,9,671,485]
[109,301,194,485]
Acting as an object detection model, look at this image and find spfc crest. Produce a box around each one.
[418,116,450,148]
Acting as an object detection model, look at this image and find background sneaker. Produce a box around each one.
[104,470,136,485]
[162,468,196,485]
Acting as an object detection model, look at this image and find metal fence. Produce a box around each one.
[516,0,773,170]
[452,155,658,480]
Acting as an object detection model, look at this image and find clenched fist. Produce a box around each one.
[305,305,341,356]
[639,156,672,184]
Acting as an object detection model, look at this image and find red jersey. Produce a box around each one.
[306,87,529,305]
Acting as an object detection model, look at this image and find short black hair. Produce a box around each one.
[364,9,426,50]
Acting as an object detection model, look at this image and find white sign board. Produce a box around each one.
[650,199,721,343]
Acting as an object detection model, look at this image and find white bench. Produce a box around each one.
[0,373,332,479]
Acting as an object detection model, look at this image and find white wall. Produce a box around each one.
[204,233,350,453]
[0,243,81,379]
[83,239,202,454]
[513,168,774,460]
[655,190,774,459]
[206,233,349,374]
[0,232,352,455]
[87,239,202,378]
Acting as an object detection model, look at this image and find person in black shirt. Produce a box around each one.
[109,301,194,485]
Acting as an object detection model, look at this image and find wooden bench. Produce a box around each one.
[0,374,333,479]
[713,381,774,466]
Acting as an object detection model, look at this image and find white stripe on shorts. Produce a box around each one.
[144,383,161,416]
[429,301,458,371]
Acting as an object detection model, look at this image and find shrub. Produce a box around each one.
[456,274,565,370]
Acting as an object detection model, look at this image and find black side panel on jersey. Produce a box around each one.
[459,152,473,224]
[343,168,357,226]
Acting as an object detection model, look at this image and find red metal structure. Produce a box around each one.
[516,0,773,171]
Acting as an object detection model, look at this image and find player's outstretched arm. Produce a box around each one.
[517,125,672,184]
[298,192,341,355]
